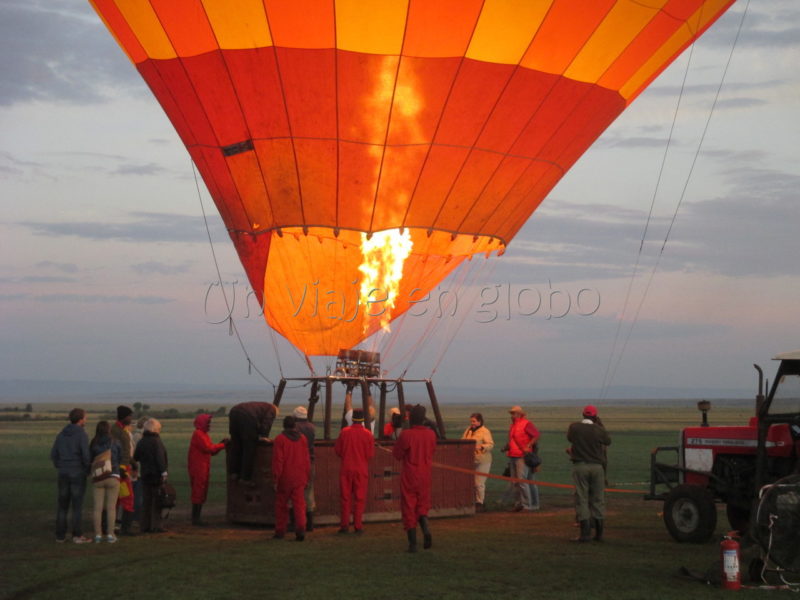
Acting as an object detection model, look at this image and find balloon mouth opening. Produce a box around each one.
[263,225,505,256]
[259,226,504,356]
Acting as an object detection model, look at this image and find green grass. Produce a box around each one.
[0,403,754,599]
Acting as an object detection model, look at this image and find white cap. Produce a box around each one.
[293,406,308,419]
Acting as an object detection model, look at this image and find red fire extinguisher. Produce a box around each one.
[721,533,741,590]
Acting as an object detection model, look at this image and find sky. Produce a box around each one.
[1,1,798,400]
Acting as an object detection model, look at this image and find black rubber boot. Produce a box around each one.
[306,512,314,532]
[406,528,417,553]
[593,518,604,542]
[295,530,305,542]
[572,520,591,542]
[419,516,432,550]
[192,503,208,526]
[120,511,136,536]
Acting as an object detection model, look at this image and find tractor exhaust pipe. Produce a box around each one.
[753,364,765,416]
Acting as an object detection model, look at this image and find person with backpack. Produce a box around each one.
[89,421,121,543]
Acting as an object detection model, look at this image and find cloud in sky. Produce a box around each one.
[19,211,211,244]
[0,293,173,305]
[36,260,78,273]
[0,275,75,284]
[0,1,139,107]
[130,261,193,276]
[110,163,167,177]
[497,159,800,283]
[701,3,800,49]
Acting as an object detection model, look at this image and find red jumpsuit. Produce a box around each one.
[393,425,437,530]
[334,423,375,530]
[271,430,310,535]
[187,414,226,504]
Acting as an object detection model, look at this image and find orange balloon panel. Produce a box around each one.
[90,0,735,355]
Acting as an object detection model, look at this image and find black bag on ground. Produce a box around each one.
[157,481,177,509]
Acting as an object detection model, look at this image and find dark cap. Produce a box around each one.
[116,405,133,421]
[352,408,365,422]
[410,404,426,426]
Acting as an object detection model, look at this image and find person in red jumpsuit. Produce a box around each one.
[392,404,437,552]
[271,416,310,541]
[187,413,228,526]
[334,408,375,533]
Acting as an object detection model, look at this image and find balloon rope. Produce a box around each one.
[191,160,277,389]
[600,0,751,399]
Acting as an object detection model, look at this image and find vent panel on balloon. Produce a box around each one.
[335,349,381,378]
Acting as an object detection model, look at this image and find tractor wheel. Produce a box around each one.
[663,484,717,543]
[726,502,751,536]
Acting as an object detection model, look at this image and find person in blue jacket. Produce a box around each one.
[50,407,91,543]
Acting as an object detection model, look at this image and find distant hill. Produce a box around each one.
[439,383,752,402]
[1,378,751,404]
[0,379,264,400]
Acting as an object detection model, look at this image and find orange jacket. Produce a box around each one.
[507,417,538,458]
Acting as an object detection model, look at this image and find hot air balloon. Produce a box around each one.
[90,0,735,359]
[89,0,737,528]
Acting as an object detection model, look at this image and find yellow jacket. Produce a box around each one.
[461,425,494,461]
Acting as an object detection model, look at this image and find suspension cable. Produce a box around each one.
[191,161,277,390]
[600,0,751,399]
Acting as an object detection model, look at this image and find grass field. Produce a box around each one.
[0,402,756,599]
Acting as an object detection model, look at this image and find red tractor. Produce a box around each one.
[646,351,800,542]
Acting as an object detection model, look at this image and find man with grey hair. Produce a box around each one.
[51,408,92,543]
[133,418,169,533]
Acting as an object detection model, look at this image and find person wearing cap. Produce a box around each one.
[461,412,494,511]
[342,381,377,434]
[567,405,611,542]
[392,404,437,552]
[504,406,540,512]
[334,408,375,533]
[187,414,229,526]
[111,405,137,535]
[382,407,403,440]
[271,416,310,541]
[228,401,278,483]
[293,405,316,531]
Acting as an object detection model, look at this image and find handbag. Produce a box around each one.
[157,481,177,509]
[91,449,112,483]
[523,450,542,470]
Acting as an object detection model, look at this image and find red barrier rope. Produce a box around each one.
[378,445,644,495]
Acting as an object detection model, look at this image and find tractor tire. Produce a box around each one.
[663,484,717,543]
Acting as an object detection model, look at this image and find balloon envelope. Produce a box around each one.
[91,0,734,355]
